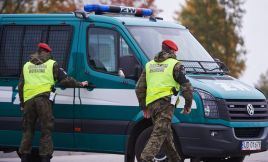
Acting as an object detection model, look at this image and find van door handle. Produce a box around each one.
[86,83,96,91]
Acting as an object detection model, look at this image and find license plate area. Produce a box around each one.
[241,141,261,151]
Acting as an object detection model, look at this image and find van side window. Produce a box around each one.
[0,26,24,77]
[88,27,140,79]
[0,25,73,77]
[22,26,49,64]
[88,28,118,73]
[48,26,73,69]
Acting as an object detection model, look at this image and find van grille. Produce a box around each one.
[234,128,263,138]
[225,100,268,121]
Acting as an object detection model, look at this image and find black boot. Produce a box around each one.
[20,154,29,162]
[40,155,51,162]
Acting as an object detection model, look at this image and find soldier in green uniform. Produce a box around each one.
[18,43,88,162]
[135,40,193,162]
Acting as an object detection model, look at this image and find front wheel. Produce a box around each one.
[135,127,184,162]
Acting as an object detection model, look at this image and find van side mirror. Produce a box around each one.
[214,58,229,73]
[124,65,142,81]
[86,82,96,91]
[135,65,143,80]
[119,55,143,81]
[134,65,143,81]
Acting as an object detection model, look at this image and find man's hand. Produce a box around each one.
[182,106,191,115]
[81,81,88,87]
[143,109,151,119]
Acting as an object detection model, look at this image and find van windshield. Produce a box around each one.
[127,26,224,74]
[127,26,214,61]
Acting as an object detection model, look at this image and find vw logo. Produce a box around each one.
[247,104,254,116]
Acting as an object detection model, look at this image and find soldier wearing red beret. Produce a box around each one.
[136,40,193,162]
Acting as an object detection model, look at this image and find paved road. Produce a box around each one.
[0,151,267,162]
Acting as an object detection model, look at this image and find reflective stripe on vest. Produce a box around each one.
[145,58,180,106]
[23,59,55,102]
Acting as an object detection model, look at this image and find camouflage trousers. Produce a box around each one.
[141,98,181,162]
[19,96,54,156]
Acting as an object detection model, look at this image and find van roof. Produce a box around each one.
[87,14,186,29]
[0,13,78,21]
[113,16,185,29]
[0,13,186,29]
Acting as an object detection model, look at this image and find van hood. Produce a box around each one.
[188,75,266,100]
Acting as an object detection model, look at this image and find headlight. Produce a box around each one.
[196,89,219,118]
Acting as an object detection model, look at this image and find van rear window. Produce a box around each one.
[0,25,73,77]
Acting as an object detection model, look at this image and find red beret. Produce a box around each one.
[162,40,178,51]
[38,43,52,52]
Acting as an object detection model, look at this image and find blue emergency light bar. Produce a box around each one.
[84,4,153,17]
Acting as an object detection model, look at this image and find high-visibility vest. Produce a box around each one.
[23,59,55,102]
[145,58,180,106]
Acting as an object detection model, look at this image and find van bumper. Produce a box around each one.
[173,123,268,158]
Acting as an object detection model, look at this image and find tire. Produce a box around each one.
[134,127,184,162]
[202,156,245,162]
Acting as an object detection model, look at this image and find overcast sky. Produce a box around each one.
[83,0,268,87]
